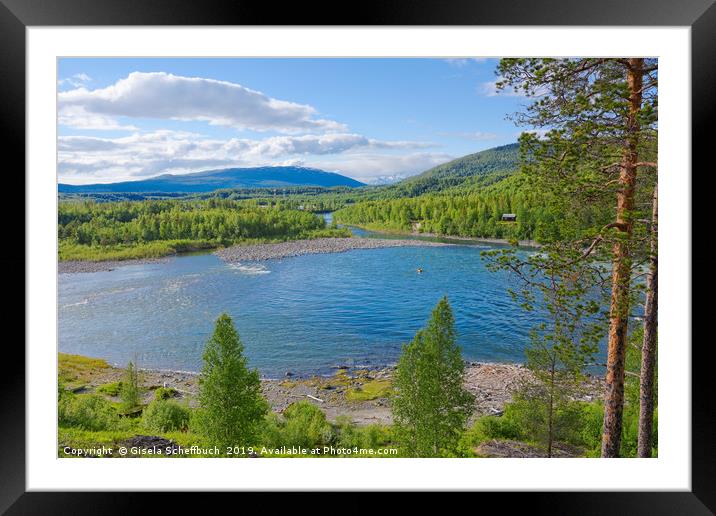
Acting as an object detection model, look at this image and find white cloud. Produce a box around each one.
[363,174,409,185]
[58,131,437,184]
[480,79,516,97]
[438,131,498,141]
[57,73,92,88]
[241,133,431,158]
[310,152,454,183]
[58,105,139,131]
[444,58,488,67]
[518,129,551,140]
[480,77,548,98]
[58,72,346,133]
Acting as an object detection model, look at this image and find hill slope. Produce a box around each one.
[58,166,365,193]
[377,143,520,197]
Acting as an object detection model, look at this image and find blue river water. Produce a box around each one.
[59,220,576,378]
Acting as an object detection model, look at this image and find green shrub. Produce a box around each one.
[259,413,285,448]
[97,381,123,396]
[59,393,119,431]
[361,424,392,449]
[464,398,659,458]
[462,399,590,454]
[142,400,191,433]
[466,396,586,455]
[280,401,333,448]
[58,379,67,401]
[154,387,178,401]
[575,401,604,455]
[335,416,392,450]
[576,400,658,458]
[482,412,523,440]
[460,413,522,451]
[258,403,334,449]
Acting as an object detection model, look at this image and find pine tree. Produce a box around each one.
[496,58,658,457]
[197,313,268,450]
[392,297,474,457]
[637,184,658,457]
[483,245,605,457]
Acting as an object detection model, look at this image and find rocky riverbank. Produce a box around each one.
[59,258,169,274]
[215,237,454,263]
[62,354,603,427]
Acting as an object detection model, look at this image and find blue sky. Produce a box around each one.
[58,58,534,184]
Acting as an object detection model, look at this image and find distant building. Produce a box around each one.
[501,213,517,222]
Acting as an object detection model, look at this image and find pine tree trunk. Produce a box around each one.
[637,184,658,457]
[601,58,644,458]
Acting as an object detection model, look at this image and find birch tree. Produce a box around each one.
[393,297,474,457]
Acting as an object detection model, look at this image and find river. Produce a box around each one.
[59,218,561,378]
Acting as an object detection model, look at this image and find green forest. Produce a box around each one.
[333,174,615,243]
[58,198,349,261]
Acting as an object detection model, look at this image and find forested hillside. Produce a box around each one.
[376,143,519,198]
[332,142,612,243]
[334,173,614,243]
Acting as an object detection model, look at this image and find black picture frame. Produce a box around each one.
[3,0,712,512]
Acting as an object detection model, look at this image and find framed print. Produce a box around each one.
[4,0,714,511]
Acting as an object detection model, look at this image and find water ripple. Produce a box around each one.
[58,245,595,377]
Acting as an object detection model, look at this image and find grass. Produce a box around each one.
[324,370,353,388]
[58,427,137,456]
[59,239,217,262]
[116,405,144,417]
[345,379,393,402]
[58,427,216,458]
[153,387,179,401]
[97,381,123,397]
[59,353,111,389]
[280,370,393,402]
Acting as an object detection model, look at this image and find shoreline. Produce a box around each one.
[63,354,604,426]
[58,231,540,273]
[415,233,541,248]
[344,223,542,248]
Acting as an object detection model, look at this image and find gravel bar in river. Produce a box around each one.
[215,237,455,263]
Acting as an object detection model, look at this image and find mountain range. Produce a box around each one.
[58,166,365,193]
[58,143,521,196]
